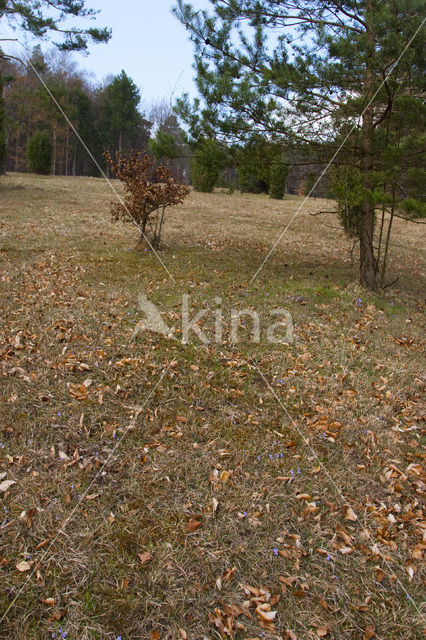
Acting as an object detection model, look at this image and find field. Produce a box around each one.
[0,173,425,640]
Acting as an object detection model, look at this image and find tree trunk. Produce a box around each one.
[0,75,6,175]
[15,123,20,172]
[52,126,57,176]
[65,126,69,176]
[359,1,378,291]
[135,220,148,251]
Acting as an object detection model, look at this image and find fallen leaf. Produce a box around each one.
[345,506,358,521]
[186,519,202,533]
[220,470,230,483]
[137,551,152,565]
[339,546,353,555]
[363,625,375,640]
[0,480,15,493]
[317,625,329,637]
[256,604,277,621]
[16,561,31,572]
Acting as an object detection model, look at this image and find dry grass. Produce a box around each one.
[0,173,425,640]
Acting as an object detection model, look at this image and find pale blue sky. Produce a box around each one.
[74,0,211,104]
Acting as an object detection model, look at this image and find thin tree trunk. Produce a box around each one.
[135,219,148,250]
[65,126,69,176]
[381,195,395,286]
[377,205,386,267]
[359,1,378,291]
[157,205,166,245]
[52,126,57,176]
[0,75,6,175]
[15,124,20,172]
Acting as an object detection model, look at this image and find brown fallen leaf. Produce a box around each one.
[35,539,50,550]
[317,625,329,637]
[345,506,358,521]
[41,597,56,606]
[16,561,31,572]
[256,604,277,622]
[186,519,202,533]
[363,625,376,640]
[137,551,152,565]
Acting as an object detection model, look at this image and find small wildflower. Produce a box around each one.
[273,547,279,556]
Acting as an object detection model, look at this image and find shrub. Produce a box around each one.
[269,164,289,199]
[27,131,52,174]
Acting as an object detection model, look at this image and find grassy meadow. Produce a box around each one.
[0,173,425,640]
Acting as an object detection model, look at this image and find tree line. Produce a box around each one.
[0,47,192,181]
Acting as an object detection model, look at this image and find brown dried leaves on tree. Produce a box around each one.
[105,151,190,249]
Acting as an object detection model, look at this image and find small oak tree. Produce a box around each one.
[105,151,190,249]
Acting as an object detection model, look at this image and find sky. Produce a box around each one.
[72,0,213,103]
[3,0,212,105]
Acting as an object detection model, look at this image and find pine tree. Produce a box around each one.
[100,71,143,154]
[174,0,425,290]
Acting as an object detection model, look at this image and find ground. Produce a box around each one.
[0,173,424,640]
